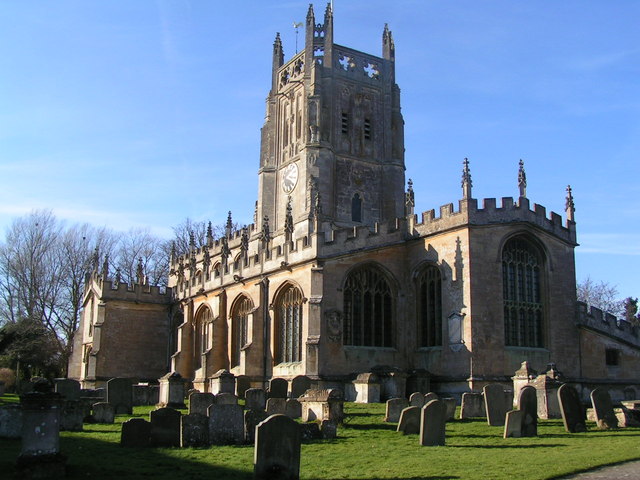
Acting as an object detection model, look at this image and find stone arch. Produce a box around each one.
[272,282,304,364]
[193,305,213,370]
[414,262,443,347]
[229,294,254,368]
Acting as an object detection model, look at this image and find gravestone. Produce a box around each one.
[266,398,287,415]
[590,387,618,429]
[285,399,302,419]
[460,392,484,419]
[0,404,23,438]
[409,392,425,408]
[208,403,244,445]
[299,422,321,441]
[210,369,235,395]
[17,393,66,478]
[299,389,344,423]
[215,392,238,405]
[379,370,408,401]
[511,361,537,408]
[60,400,84,431]
[121,418,151,447]
[353,373,380,403]
[150,407,181,447]
[268,378,288,399]
[321,420,337,439]
[503,410,523,438]
[533,364,563,419]
[484,384,508,426]
[92,402,115,424]
[244,408,269,444]
[385,398,409,423]
[158,372,186,409]
[235,375,251,400]
[189,392,215,416]
[291,375,312,399]
[133,384,154,406]
[442,398,457,421]
[54,378,81,401]
[517,385,537,437]
[397,406,421,435]
[424,392,438,404]
[0,380,5,396]
[181,413,209,447]
[254,415,301,480]
[558,384,586,433]
[419,399,446,446]
[107,378,133,414]
[245,388,267,411]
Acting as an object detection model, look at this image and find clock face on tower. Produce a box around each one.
[281,163,299,194]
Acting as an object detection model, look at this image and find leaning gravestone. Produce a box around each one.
[189,392,215,416]
[54,378,81,401]
[244,408,269,444]
[208,403,244,445]
[558,384,586,433]
[385,398,409,423]
[285,399,302,419]
[254,415,301,480]
[503,410,524,438]
[290,375,312,399]
[442,398,457,421]
[181,413,209,447]
[150,407,181,447]
[0,404,23,438]
[266,397,287,415]
[92,402,115,424]
[107,378,133,415]
[245,388,267,411]
[484,384,508,426]
[121,418,151,447]
[397,406,421,435]
[420,399,446,446]
[591,387,618,429]
[460,392,484,419]
[409,392,425,408]
[517,385,537,437]
[268,378,288,398]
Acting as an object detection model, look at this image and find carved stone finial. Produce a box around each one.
[189,232,195,250]
[241,226,249,252]
[405,178,415,216]
[102,253,109,279]
[115,267,121,286]
[225,211,233,238]
[91,246,100,273]
[284,196,294,235]
[202,244,211,269]
[565,184,575,222]
[261,215,271,245]
[306,3,314,21]
[206,221,213,244]
[253,201,258,224]
[136,257,144,285]
[461,157,472,199]
[518,159,527,197]
[314,190,323,217]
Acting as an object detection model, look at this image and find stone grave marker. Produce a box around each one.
[517,385,537,437]
[353,373,380,403]
[558,384,586,433]
[503,410,523,438]
[385,397,409,423]
[299,389,344,423]
[321,420,337,439]
[591,387,618,429]
[245,388,267,411]
[150,407,182,447]
[424,392,438,404]
[409,392,425,408]
[484,384,508,426]
[181,413,209,447]
[210,369,236,395]
[460,392,484,418]
[0,380,5,396]
[397,406,421,435]
[158,372,186,408]
[189,392,215,416]
[419,399,446,446]
[285,399,302,419]
[215,392,238,405]
[209,403,244,445]
[132,384,154,406]
[121,418,151,447]
[442,398,457,421]
[291,375,312,399]
[92,402,115,424]
[235,375,251,400]
[54,378,81,401]
[245,408,269,444]
[107,378,133,415]
[268,378,288,398]
[266,397,287,415]
[60,400,84,431]
[254,414,301,480]
[0,404,23,438]
[299,422,321,441]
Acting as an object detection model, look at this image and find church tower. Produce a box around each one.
[256,3,405,236]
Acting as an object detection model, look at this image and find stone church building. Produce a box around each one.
[68,4,640,400]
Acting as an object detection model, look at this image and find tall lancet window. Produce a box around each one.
[502,237,545,347]
[230,296,253,368]
[193,306,212,370]
[417,265,442,347]
[275,285,303,364]
[352,193,362,222]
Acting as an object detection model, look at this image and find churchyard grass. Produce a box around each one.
[1,398,639,479]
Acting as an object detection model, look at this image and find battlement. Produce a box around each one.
[412,196,576,244]
[576,301,640,348]
[332,44,387,84]
[85,272,172,305]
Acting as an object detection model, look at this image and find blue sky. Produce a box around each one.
[1,1,639,299]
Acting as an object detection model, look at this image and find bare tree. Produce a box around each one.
[170,216,241,257]
[112,228,169,287]
[577,277,624,317]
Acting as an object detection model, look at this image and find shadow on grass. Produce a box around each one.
[449,443,566,449]
[346,423,398,431]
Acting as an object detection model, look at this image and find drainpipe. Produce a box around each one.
[261,277,270,389]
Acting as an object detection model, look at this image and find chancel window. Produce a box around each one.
[231,296,253,368]
[343,265,393,347]
[417,265,442,347]
[352,193,362,222]
[502,237,544,347]
[193,306,212,370]
[275,285,303,364]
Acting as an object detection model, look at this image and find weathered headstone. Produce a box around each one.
[484,384,508,426]
[533,364,563,419]
[92,402,115,424]
[235,375,251,400]
[379,370,408,401]
[158,372,186,409]
[208,403,244,445]
[268,378,288,399]
[397,406,421,435]
[299,389,344,423]
[291,375,312,399]
[189,392,215,416]
[121,418,151,447]
[133,384,153,406]
[107,377,133,414]
[460,392,484,419]
[181,413,209,447]
[442,398,456,421]
[321,420,337,439]
[385,398,409,423]
[419,399,446,446]
[299,422,321,441]
[215,392,238,405]
[353,373,381,403]
[409,392,425,408]
[210,369,236,395]
[266,397,287,415]
[245,388,267,411]
[517,385,537,437]
[511,361,537,408]
[244,408,269,444]
[503,410,523,438]
[60,400,84,431]
[591,387,618,429]
[54,378,81,401]
[254,415,301,480]
[285,399,302,419]
[558,384,586,433]
[150,407,181,447]
[0,404,23,438]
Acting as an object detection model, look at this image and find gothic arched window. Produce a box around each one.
[230,295,253,368]
[275,285,303,364]
[193,306,212,369]
[343,265,393,347]
[352,193,362,222]
[502,237,544,347]
[417,265,442,347]
[169,312,183,357]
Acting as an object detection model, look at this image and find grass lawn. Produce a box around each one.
[1,395,639,479]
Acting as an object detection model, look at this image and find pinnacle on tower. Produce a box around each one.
[226,211,233,238]
[382,23,395,61]
[461,158,473,199]
[518,159,527,198]
[102,253,109,279]
[565,185,575,222]
[405,179,415,216]
[206,221,213,244]
[136,257,144,285]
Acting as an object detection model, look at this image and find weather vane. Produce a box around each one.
[293,21,303,53]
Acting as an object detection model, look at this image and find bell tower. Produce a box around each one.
[256,3,405,238]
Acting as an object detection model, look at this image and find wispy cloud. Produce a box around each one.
[578,233,640,255]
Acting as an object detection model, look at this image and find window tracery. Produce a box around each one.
[231,296,253,368]
[417,265,442,347]
[275,285,303,364]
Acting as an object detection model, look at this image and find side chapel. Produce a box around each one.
[68,4,640,400]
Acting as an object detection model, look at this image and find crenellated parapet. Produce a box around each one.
[576,301,640,348]
[84,271,172,305]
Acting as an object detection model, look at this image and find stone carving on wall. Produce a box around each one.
[325,310,343,343]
